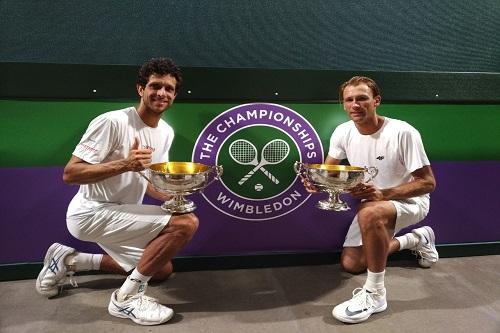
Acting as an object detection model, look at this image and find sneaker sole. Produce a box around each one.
[332,302,387,324]
[108,305,174,326]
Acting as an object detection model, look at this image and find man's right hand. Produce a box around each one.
[63,137,153,185]
[127,137,153,172]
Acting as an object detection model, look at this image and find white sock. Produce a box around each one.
[117,268,152,302]
[364,269,385,292]
[395,233,419,250]
[64,252,103,271]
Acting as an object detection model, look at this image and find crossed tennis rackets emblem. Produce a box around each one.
[229,139,290,185]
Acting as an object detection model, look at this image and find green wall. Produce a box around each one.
[1,100,499,168]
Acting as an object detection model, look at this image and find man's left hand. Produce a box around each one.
[348,183,384,201]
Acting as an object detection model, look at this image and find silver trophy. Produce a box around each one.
[294,161,378,211]
[140,162,223,213]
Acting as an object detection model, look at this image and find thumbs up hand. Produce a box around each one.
[130,137,140,150]
[126,137,152,171]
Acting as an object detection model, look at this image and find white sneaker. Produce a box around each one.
[36,243,77,298]
[108,289,174,326]
[332,288,387,324]
[411,226,439,268]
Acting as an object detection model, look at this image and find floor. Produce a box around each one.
[1,255,499,333]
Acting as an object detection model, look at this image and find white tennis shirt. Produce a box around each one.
[67,107,174,216]
[328,117,431,200]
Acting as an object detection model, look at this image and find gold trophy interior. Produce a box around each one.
[294,162,378,211]
[142,161,223,214]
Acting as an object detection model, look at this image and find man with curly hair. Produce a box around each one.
[36,58,198,326]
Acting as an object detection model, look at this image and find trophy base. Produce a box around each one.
[316,199,351,211]
[160,198,196,214]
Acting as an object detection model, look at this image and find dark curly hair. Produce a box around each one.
[137,57,183,91]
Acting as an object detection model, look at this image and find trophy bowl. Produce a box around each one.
[294,161,378,211]
[141,162,223,213]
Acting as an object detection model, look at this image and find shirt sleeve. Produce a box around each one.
[328,125,347,160]
[165,126,174,161]
[72,115,117,164]
[153,122,174,163]
[400,124,431,173]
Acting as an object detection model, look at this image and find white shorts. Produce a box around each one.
[343,197,429,247]
[67,203,171,272]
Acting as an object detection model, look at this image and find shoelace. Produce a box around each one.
[412,248,435,261]
[131,294,163,311]
[56,271,78,295]
[350,288,377,310]
[67,271,78,287]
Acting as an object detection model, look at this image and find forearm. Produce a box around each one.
[380,179,435,200]
[324,155,341,165]
[146,183,172,202]
[146,189,166,202]
[63,159,131,184]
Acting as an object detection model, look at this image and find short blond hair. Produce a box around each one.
[339,76,380,101]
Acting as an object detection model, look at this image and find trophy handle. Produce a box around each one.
[293,161,306,177]
[363,166,379,182]
[204,165,224,187]
[214,165,224,178]
[137,170,153,184]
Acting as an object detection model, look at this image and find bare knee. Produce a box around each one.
[340,248,366,274]
[151,261,173,282]
[166,213,199,240]
[341,257,366,274]
[357,206,387,234]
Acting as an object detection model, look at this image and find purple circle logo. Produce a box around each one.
[192,103,323,221]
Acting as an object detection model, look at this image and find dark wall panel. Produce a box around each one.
[1,1,499,72]
[2,63,500,102]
